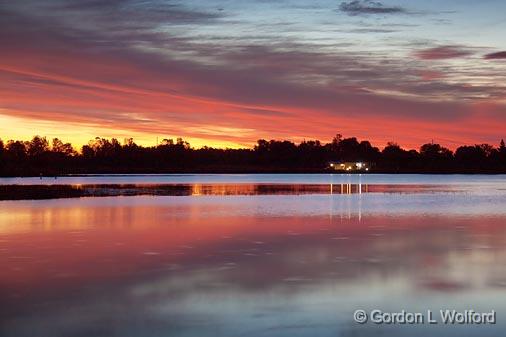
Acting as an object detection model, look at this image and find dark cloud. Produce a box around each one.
[339,0,406,16]
[484,51,506,60]
[414,46,473,60]
[2,0,224,33]
[347,28,398,33]
[62,0,224,24]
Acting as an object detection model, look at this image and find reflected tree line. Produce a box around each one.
[0,134,506,175]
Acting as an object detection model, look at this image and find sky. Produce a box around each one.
[1,0,505,149]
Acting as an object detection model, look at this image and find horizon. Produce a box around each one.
[1,134,505,153]
[1,1,506,149]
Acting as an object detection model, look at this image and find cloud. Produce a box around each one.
[484,51,506,60]
[1,0,506,148]
[57,0,225,23]
[1,0,225,39]
[418,70,445,81]
[414,46,473,60]
[339,0,406,16]
[347,28,398,33]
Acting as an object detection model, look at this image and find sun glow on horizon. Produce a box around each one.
[0,114,250,150]
[1,1,506,150]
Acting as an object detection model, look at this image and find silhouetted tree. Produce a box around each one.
[455,145,487,170]
[298,140,327,167]
[358,140,381,162]
[330,134,343,152]
[1,134,506,176]
[6,140,27,162]
[52,138,75,156]
[161,138,174,146]
[81,144,94,159]
[380,142,418,171]
[496,140,506,162]
[27,136,49,157]
[340,137,360,160]
[0,139,4,170]
[420,143,452,159]
[419,143,453,171]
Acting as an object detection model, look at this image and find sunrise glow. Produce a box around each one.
[1,1,505,149]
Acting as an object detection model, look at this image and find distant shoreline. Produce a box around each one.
[2,136,506,176]
[0,182,466,201]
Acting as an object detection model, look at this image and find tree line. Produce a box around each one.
[0,134,505,176]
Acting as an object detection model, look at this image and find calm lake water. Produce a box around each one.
[1,174,506,337]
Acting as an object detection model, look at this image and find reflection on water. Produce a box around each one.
[189,183,460,195]
[63,182,464,196]
[1,177,506,336]
[0,183,466,201]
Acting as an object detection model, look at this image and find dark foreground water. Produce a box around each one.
[1,174,506,337]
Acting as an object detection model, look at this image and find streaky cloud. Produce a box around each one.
[414,46,473,60]
[484,51,506,60]
[339,0,406,16]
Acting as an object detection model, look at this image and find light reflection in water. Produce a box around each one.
[189,183,411,195]
[0,182,463,201]
[1,186,506,336]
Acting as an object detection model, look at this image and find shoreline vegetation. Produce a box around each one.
[0,134,506,176]
[0,183,459,201]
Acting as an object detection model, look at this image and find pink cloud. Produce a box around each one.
[414,46,473,60]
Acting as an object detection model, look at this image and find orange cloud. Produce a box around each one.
[1,2,505,150]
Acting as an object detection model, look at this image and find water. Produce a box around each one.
[1,174,506,337]
[1,173,506,186]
